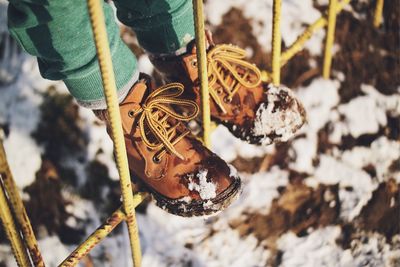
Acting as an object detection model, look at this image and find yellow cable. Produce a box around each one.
[86,0,142,266]
[272,0,282,86]
[59,208,125,267]
[59,192,145,267]
[0,141,44,267]
[373,0,384,28]
[323,0,338,79]
[0,155,31,267]
[282,0,350,68]
[192,0,211,148]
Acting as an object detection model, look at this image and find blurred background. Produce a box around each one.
[0,0,399,266]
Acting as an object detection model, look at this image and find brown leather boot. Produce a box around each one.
[151,35,306,146]
[94,76,241,217]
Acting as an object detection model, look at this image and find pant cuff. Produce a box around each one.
[63,36,138,109]
[77,70,139,110]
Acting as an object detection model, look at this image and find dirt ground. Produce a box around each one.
[211,0,399,265]
[0,0,399,266]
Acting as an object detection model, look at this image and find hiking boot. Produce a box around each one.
[94,75,241,217]
[151,33,306,146]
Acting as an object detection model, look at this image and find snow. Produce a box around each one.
[313,155,376,220]
[252,85,305,145]
[278,227,400,267]
[211,125,274,162]
[2,131,42,188]
[297,78,340,132]
[78,107,119,180]
[288,78,340,174]
[238,166,289,214]
[0,58,57,188]
[187,168,217,200]
[138,204,270,267]
[338,95,387,137]
[1,1,399,266]
[289,134,317,174]
[361,84,400,116]
[341,137,400,183]
[278,227,346,267]
[330,84,400,141]
[205,0,324,55]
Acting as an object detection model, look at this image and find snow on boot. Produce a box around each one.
[151,36,306,146]
[94,75,241,217]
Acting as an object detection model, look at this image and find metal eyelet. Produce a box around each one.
[128,110,135,118]
[224,96,232,103]
[153,156,161,164]
[216,88,223,94]
[191,59,197,68]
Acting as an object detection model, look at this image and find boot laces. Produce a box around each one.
[207,44,262,113]
[130,83,198,160]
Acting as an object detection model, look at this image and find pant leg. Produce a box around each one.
[7,0,138,109]
[113,0,195,55]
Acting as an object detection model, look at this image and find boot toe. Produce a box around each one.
[250,84,306,145]
[153,158,242,217]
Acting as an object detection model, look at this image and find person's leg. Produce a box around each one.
[7,0,138,109]
[7,0,243,217]
[113,0,195,55]
[115,0,307,147]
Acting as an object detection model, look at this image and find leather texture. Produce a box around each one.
[151,36,306,146]
[94,76,241,216]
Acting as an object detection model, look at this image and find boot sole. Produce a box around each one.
[142,175,242,217]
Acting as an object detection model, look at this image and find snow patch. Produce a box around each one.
[341,136,400,183]
[289,134,318,174]
[288,78,341,174]
[330,84,400,141]
[338,95,387,137]
[313,155,376,220]
[239,166,289,214]
[278,227,346,267]
[188,169,217,200]
[2,131,42,188]
[211,125,274,162]
[297,78,340,131]
[252,85,305,145]
[205,0,323,55]
[277,227,399,267]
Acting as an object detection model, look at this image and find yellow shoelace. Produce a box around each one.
[207,44,262,113]
[131,83,199,160]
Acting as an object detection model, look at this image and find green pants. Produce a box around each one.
[7,0,195,109]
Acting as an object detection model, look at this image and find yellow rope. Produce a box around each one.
[0,187,31,267]
[192,0,211,148]
[373,0,384,28]
[0,141,44,267]
[0,144,31,267]
[272,0,282,86]
[59,208,125,267]
[281,18,327,67]
[323,0,338,79]
[59,192,146,267]
[86,0,142,266]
